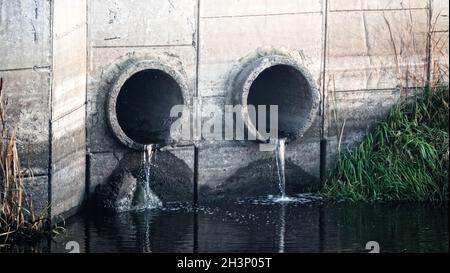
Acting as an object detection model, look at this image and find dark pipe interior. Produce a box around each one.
[116,69,183,144]
[247,65,312,139]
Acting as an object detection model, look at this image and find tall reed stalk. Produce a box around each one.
[0,78,62,246]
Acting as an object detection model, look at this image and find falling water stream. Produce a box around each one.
[275,138,289,201]
[138,144,162,210]
[143,144,154,193]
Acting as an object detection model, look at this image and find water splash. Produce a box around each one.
[135,144,162,210]
[236,193,322,205]
[275,138,287,199]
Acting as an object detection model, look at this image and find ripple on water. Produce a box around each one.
[236,193,323,205]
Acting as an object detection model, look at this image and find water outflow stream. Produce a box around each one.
[143,144,154,190]
[275,138,287,199]
[140,144,162,209]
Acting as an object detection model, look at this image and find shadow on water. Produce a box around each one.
[8,200,445,253]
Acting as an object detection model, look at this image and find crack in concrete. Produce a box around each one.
[33,0,38,19]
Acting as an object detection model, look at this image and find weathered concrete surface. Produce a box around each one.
[205,157,319,200]
[324,0,435,173]
[50,0,87,218]
[95,169,138,211]
[52,0,87,120]
[327,8,428,92]
[327,89,403,138]
[0,0,51,176]
[87,48,196,153]
[431,0,449,84]
[88,145,194,195]
[89,0,196,47]
[0,0,51,70]
[328,0,427,11]
[197,118,321,192]
[95,150,193,209]
[0,0,51,222]
[23,175,49,218]
[199,12,323,97]
[86,0,197,199]
[1,69,50,176]
[1,0,448,217]
[198,93,321,163]
[432,0,449,32]
[227,49,320,141]
[196,0,323,191]
[88,152,122,194]
[202,0,322,17]
[51,107,86,217]
[325,88,405,172]
[86,0,448,199]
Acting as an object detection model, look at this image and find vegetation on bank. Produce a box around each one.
[322,85,449,202]
[0,79,64,247]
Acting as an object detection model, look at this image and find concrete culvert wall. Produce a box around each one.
[116,69,183,144]
[230,52,319,142]
[107,60,189,150]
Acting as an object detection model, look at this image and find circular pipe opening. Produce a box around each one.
[107,61,188,150]
[116,69,183,144]
[230,54,319,142]
[247,65,313,139]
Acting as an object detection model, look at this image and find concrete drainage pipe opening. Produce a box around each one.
[231,54,320,142]
[248,64,314,139]
[107,65,187,150]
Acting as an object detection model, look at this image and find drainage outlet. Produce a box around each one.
[230,54,319,142]
[107,61,188,150]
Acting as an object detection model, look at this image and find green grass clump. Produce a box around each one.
[322,85,449,202]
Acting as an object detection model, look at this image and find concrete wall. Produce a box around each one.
[1,0,449,217]
[51,0,87,217]
[431,0,449,84]
[86,0,197,192]
[197,0,324,188]
[85,0,324,192]
[84,0,449,197]
[0,0,52,214]
[0,0,87,218]
[325,0,447,167]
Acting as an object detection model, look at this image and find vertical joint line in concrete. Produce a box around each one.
[193,0,201,207]
[195,0,201,99]
[194,0,202,140]
[320,0,329,140]
[426,0,433,86]
[319,0,329,186]
[85,0,91,204]
[47,0,55,222]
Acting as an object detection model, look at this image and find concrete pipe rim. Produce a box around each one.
[236,54,320,143]
[106,60,189,151]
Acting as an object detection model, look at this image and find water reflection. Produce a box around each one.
[278,204,286,253]
[3,201,448,253]
[193,208,198,253]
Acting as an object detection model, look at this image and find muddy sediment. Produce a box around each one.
[95,150,193,210]
[203,157,319,200]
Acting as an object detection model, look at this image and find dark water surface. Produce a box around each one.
[5,197,449,253]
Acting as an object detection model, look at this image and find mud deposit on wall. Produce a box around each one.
[95,150,193,210]
[203,157,319,200]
